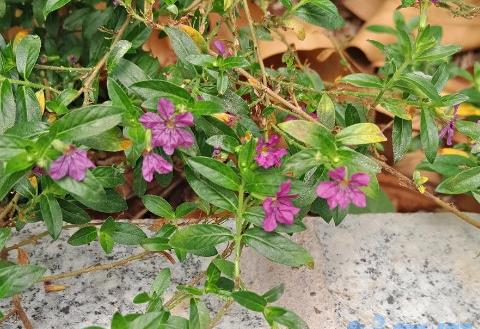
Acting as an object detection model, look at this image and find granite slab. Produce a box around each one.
[1,213,479,329]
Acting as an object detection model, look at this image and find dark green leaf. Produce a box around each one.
[169,224,233,251]
[242,228,313,268]
[39,194,63,240]
[142,195,175,219]
[44,0,71,16]
[436,167,480,194]
[392,117,412,163]
[420,108,439,163]
[262,284,284,303]
[109,222,147,245]
[58,199,90,224]
[0,80,16,134]
[341,73,383,88]
[73,189,127,213]
[187,156,240,190]
[294,0,344,29]
[15,35,41,79]
[232,291,267,312]
[151,268,171,296]
[68,226,97,246]
[0,228,11,250]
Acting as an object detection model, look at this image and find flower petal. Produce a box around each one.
[157,98,175,118]
[349,173,370,187]
[328,167,346,181]
[349,188,367,208]
[140,112,163,129]
[174,112,194,127]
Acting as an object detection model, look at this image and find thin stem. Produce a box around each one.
[0,77,60,93]
[73,16,131,105]
[12,295,33,329]
[206,300,233,329]
[241,0,268,89]
[378,160,480,229]
[35,64,92,73]
[41,251,154,282]
[234,181,245,287]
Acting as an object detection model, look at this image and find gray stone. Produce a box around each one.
[1,213,479,328]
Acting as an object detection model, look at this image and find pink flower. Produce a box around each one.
[213,40,230,58]
[262,180,300,232]
[316,167,369,209]
[139,98,194,155]
[255,135,287,169]
[142,152,173,182]
[439,104,459,146]
[49,147,95,181]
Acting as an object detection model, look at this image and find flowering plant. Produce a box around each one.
[0,0,479,327]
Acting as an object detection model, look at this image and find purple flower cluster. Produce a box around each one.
[439,104,459,146]
[49,147,95,181]
[212,40,230,58]
[255,135,287,169]
[316,167,369,209]
[140,98,195,155]
[262,181,300,232]
[139,98,194,182]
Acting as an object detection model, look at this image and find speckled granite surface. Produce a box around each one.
[1,213,480,328]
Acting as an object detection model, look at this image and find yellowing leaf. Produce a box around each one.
[35,90,45,114]
[457,103,480,117]
[120,139,133,150]
[439,148,469,157]
[28,176,38,189]
[179,25,208,53]
[13,29,29,50]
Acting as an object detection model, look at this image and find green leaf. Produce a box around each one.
[341,73,383,88]
[15,35,41,79]
[141,237,169,251]
[456,120,480,141]
[0,170,26,201]
[151,268,171,296]
[262,284,284,303]
[169,224,233,251]
[133,292,151,304]
[242,228,314,268]
[15,87,42,123]
[416,44,461,62]
[0,265,46,298]
[111,312,128,329]
[294,0,344,29]
[51,105,124,142]
[244,206,306,234]
[44,0,72,16]
[0,135,31,161]
[316,94,335,129]
[107,78,135,112]
[79,127,126,152]
[163,27,201,62]
[58,199,90,224]
[336,123,386,145]
[187,156,240,190]
[91,166,125,188]
[39,194,63,240]
[283,149,323,177]
[278,120,335,153]
[206,135,239,153]
[67,226,97,246]
[175,202,196,218]
[397,72,440,101]
[392,117,412,163]
[212,258,235,279]
[264,306,309,329]
[142,195,175,219]
[107,40,132,73]
[128,312,166,329]
[244,170,285,197]
[420,108,439,163]
[232,291,267,312]
[109,222,147,245]
[54,171,105,201]
[436,167,480,194]
[191,101,223,115]
[0,80,16,134]
[238,139,256,173]
[189,298,210,329]
[73,189,127,213]
[131,80,192,102]
[0,228,11,250]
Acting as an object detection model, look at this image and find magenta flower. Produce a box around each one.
[49,147,95,181]
[213,40,230,58]
[316,167,370,209]
[142,152,173,182]
[255,135,287,169]
[139,98,194,155]
[262,180,300,232]
[439,104,459,146]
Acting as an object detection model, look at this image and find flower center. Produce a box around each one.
[339,180,349,188]
[166,119,175,128]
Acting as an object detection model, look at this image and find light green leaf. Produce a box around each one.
[294,0,344,29]
[67,226,97,246]
[107,40,132,73]
[0,80,16,134]
[336,123,386,145]
[341,73,383,88]
[278,120,336,153]
[232,291,267,312]
[0,265,46,298]
[142,195,175,219]
[316,94,335,129]
[436,167,480,194]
